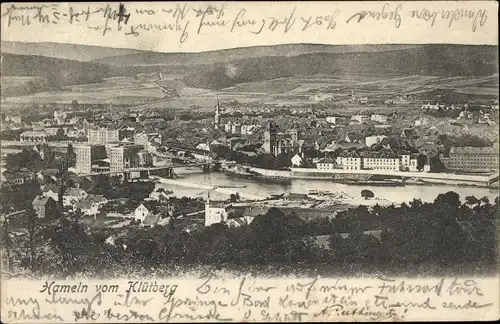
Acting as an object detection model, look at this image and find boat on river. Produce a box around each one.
[216,184,248,189]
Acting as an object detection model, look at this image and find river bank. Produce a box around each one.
[155,169,499,206]
[228,166,499,189]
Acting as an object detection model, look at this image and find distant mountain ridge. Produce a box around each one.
[1,41,146,62]
[179,45,499,89]
[1,44,498,94]
[1,41,418,64]
[91,44,420,66]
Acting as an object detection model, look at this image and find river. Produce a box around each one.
[155,167,499,204]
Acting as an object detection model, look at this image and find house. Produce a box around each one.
[36,168,59,183]
[421,103,444,110]
[205,195,232,227]
[226,216,255,228]
[134,201,159,223]
[365,135,387,147]
[3,169,33,186]
[83,194,108,207]
[142,214,160,228]
[32,144,50,160]
[350,114,370,124]
[361,149,401,171]
[41,184,60,201]
[62,188,88,207]
[345,132,364,143]
[241,124,258,135]
[370,114,388,123]
[231,123,242,135]
[32,195,58,219]
[338,151,363,171]
[291,154,304,167]
[149,188,171,203]
[316,157,336,169]
[224,120,233,133]
[20,130,48,142]
[401,128,418,140]
[75,200,99,216]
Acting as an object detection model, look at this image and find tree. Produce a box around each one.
[434,191,461,209]
[229,193,240,203]
[361,189,374,200]
[480,196,490,205]
[465,196,479,207]
[275,152,291,169]
[67,143,76,167]
[71,100,79,110]
[416,154,428,171]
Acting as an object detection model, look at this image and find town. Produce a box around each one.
[0,43,498,277]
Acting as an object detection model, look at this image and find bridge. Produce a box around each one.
[78,162,214,178]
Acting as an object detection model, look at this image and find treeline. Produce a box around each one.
[437,134,493,155]
[2,191,497,277]
[1,54,111,96]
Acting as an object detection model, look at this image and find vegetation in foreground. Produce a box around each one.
[1,191,497,279]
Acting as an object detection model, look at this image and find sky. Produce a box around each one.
[1,1,498,53]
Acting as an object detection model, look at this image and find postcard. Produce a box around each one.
[1,1,499,322]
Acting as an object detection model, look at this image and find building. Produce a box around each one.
[134,132,162,148]
[399,153,427,172]
[442,146,499,172]
[75,200,99,217]
[20,130,48,142]
[205,194,232,227]
[83,194,108,207]
[241,124,257,135]
[338,151,363,171]
[263,121,300,156]
[226,216,255,228]
[401,128,418,140]
[106,144,144,173]
[325,116,347,124]
[350,114,370,124]
[74,144,107,174]
[149,188,170,203]
[135,202,159,223]
[421,103,444,110]
[365,135,387,147]
[291,154,304,167]
[231,123,242,135]
[316,157,336,169]
[214,100,221,129]
[32,195,58,219]
[62,188,88,207]
[224,120,233,133]
[3,169,33,186]
[362,150,401,171]
[41,184,60,201]
[87,127,119,144]
[370,114,388,123]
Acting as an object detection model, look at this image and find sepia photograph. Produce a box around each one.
[1,1,498,322]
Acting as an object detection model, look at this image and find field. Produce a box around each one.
[3,76,176,105]
[1,71,498,111]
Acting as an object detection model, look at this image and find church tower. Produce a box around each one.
[214,99,220,129]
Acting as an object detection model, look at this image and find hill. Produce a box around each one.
[1,41,146,62]
[1,53,112,96]
[180,45,499,89]
[92,44,419,66]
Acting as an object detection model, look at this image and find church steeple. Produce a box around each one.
[214,97,220,129]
